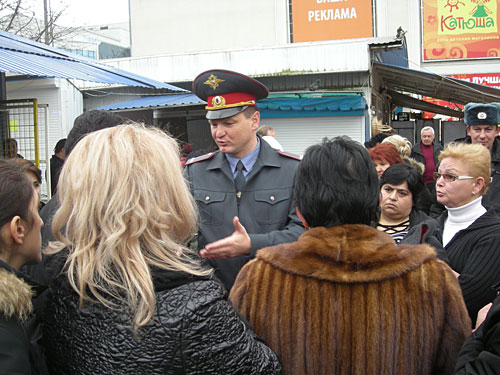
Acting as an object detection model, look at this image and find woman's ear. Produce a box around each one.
[9,216,25,245]
[295,207,310,230]
[474,177,485,195]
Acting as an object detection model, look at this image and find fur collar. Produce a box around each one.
[0,268,34,321]
[257,225,437,283]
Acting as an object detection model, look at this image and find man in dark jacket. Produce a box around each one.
[411,126,442,197]
[455,284,500,374]
[49,138,66,196]
[184,69,304,290]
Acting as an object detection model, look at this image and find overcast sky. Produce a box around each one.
[32,0,130,27]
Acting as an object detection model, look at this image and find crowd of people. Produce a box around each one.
[0,69,499,374]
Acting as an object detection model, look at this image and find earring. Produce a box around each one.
[472,191,476,195]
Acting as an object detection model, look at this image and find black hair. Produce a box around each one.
[54,138,67,154]
[364,133,389,149]
[295,136,379,228]
[379,163,431,212]
[0,159,34,229]
[65,110,131,156]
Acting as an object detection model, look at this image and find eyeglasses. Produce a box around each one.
[433,172,475,182]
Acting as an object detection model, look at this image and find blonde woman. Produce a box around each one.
[42,125,281,374]
[382,134,412,158]
[433,142,500,326]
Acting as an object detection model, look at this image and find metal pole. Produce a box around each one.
[33,99,39,167]
[44,0,49,45]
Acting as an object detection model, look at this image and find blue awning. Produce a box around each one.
[0,30,182,90]
[258,96,367,118]
[96,94,368,118]
[96,93,205,110]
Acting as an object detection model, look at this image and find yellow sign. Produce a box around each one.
[423,0,500,60]
[9,120,18,131]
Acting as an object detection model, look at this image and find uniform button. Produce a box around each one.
[205,196,210,201]
[270,195,275,201]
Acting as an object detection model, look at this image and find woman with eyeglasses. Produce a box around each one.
[433,142,500,326]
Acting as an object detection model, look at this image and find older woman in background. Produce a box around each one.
[42,124,281,374]
[434,142,500,326]
[377,163,432,243]
[369,142,404,178]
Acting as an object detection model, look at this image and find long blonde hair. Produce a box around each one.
[49,124,210,333]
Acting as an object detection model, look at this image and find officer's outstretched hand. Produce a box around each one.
[200,216,251,259]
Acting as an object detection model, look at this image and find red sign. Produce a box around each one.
[423,72,500,118]
[448,72,500,88]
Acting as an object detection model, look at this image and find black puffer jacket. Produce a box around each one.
[43,269,281,374]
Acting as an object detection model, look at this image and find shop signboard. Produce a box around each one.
[422,0,500,61]
[423,72,500,118]
[291,0,373,43]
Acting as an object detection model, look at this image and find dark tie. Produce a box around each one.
[234,160,246,199]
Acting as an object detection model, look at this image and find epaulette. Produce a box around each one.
[277,150,302,161]
[185,152,215,165]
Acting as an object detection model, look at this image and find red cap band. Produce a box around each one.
[206,92,257,110]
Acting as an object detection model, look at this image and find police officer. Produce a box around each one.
[463,103,500,212]
[184,69,304,290]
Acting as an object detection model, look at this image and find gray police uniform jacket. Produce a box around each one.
[184,139,304,290]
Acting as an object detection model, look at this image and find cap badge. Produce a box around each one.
[204,74,224,90]
[212,96,226,108]
[478,112,487,120]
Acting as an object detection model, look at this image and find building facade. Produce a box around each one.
[90,0,500,153]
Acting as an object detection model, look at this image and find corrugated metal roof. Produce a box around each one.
[96,94,368,117]
[0,30,183,90]
[260,97,366,118]
[96,93,205,110]
[259,96,366,113]
[373,62,500,104]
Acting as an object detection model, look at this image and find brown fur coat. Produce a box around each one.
[230,225,471,375]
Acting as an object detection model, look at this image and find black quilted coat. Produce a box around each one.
[42,269,281,374]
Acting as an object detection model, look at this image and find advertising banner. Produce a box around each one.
[422,0,500,60]
[291,0,373,43]
[423,72,500,118]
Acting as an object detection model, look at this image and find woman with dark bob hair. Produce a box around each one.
[377,163,432,243]
[42,124,281,374]
[369,142,404,178]
[0,159,46,374]
[230,136,470,375]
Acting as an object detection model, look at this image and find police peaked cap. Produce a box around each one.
[464,102,500,126]
[192,69,269,120]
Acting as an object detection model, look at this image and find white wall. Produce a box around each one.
[130,0,289,56]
